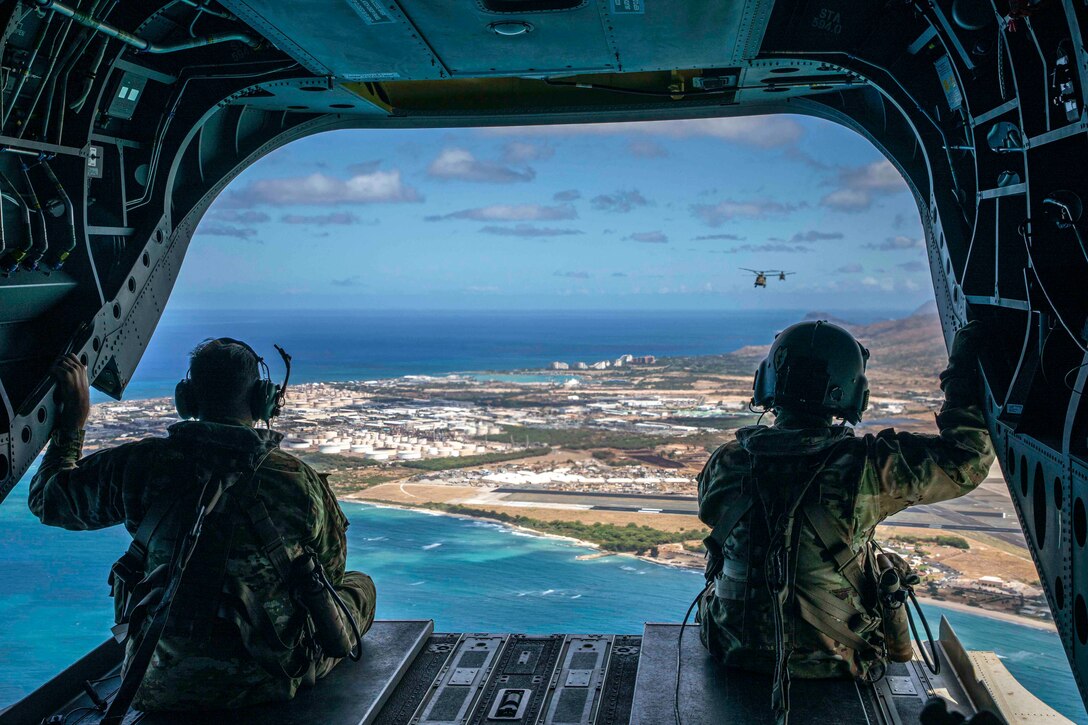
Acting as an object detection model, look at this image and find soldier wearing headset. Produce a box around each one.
[30,338,376,713]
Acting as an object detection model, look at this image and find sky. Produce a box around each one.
[174,114,931,312]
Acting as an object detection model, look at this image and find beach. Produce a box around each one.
[345,492,1059,633]
[917,596,1056,632]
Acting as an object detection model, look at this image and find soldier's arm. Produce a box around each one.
[29,437,138,529]
[301,462,350,583]
[28,354,129,530]
[697,444,724,526]
[697,442,747,526]
[868,321,996,517]
[868,405,994,517]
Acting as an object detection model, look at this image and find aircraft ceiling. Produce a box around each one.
[0,0,1087,710]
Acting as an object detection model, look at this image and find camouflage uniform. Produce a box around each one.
[29,421,376,711]
[697,401,994,679]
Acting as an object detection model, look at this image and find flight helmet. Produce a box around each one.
[752,320,870,424]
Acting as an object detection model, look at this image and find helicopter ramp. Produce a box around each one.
[1,618,1064,724]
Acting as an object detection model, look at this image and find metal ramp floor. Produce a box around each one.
[2,620,984,724]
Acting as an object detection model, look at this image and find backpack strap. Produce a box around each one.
[702,491,753,583]
[802,502,868,596]
[166,493,241,638]
[796,479,884,667]
[795,594,878,654]
[103,455,273,725]
[760,441,849,725]
[242,482,295,583]
[109,492,185,632]
[103,472,229,725]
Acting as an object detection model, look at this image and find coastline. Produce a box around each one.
[341,495,623,557]
[341,495,1057,632]
[917,596,1057,632]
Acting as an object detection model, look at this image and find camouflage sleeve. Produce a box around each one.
[866,403,996,518]
[301,463,350,584]
[697,442,747,528]
[28,429,132,530]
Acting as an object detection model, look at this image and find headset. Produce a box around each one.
[174,338,292,424]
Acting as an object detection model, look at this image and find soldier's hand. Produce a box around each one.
[920,697,964,724]
[51,353,90,431]
[919,697,1002,725]
[948,320,985,364]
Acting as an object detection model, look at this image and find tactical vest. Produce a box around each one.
[108,464,317,682]
[700,442,890,718]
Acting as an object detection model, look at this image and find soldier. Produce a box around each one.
[696,319,993,723]
[30,339,376,713]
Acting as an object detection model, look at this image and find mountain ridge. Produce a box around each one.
[731,304,946,375]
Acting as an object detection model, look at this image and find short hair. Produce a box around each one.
[189,338,259,409]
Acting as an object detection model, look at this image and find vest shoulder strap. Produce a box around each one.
[706,491,754,548]
[241,484,295,583]
[702,491,753,582]
[802,501,867,595]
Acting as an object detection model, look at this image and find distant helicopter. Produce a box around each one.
[741,269,795,287]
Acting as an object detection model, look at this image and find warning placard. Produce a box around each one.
[611,0,644,14]
[347,0,394,25]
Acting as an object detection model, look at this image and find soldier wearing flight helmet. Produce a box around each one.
[695,319,993,723]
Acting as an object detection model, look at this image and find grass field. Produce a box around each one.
[483,426,676,450]
[424,503,706,553]
[400,447,550,471]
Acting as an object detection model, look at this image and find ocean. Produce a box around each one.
[2,308,1084,721]
[109,307,906,400]
[0,476,1083,721]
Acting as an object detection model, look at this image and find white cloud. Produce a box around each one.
[693,233,745,241]
[479,224,582,237]
[865,235,924,251]
[426,203,576,222]
[482,117,804,149]
[224,170,420,206]
[207,209,269,223]
[625,231,668,244]
[775,230,844,243]
[629,139,668,158]
[592,190,649,213]
[198,224,259,240]
[502,141,554,163]
[860,275,921,293]
[840,159,905,192]
[427,147,535,183]
[281,212,360,225]
[717,243,811,254]
[820,160,907,212]
[691,199,802,227]
[820,188,871,211]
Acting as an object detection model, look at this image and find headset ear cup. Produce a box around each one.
[753,360,771,409]
[250,380,279,422]
[175,380,198,420]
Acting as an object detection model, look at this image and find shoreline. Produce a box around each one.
[341,496,1054,633]
[917,596,1056,632]
[341,495,630,557]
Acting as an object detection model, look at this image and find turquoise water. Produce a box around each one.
[1,471,1084,721]
[465,373,587,384]
[919,601,1085,723]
